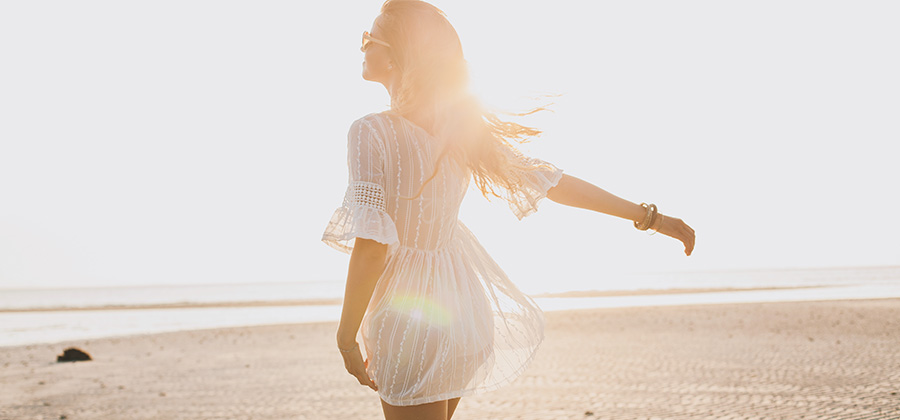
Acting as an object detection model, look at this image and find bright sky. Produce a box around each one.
[1,1,898,293]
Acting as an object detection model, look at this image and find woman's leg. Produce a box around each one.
[381,398,448,420]
[447,397,461,419]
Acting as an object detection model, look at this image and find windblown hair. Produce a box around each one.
[377,0,556,201]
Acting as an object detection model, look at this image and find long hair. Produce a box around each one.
[378,0,557,201]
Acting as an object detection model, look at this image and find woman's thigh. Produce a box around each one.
[380,398,448,420]
[447,397,461,419]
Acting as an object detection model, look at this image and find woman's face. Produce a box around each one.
[362,15,393,85]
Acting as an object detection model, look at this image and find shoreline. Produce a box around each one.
[2,298,898,419]
[0,285,828,313]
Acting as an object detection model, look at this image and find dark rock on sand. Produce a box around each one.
[57,347,92,363]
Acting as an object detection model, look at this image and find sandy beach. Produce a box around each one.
[2,298,899,420]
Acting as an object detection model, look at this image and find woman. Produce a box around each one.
[321,1,696,419]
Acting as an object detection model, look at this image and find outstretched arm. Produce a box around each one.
[546,174,695,255]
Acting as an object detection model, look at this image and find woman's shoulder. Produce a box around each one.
[351,110,395,125]
[347,112,397,153]
[349,111,395,137]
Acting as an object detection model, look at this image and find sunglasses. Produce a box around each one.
[361,31,391,52]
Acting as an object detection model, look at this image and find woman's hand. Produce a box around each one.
[339,342,379,392]
[654,214,695,256]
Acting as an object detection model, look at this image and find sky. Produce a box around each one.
[1,1,898,294]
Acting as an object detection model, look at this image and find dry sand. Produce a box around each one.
[2,299,899,420]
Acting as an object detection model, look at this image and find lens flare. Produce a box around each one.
[388,294,452,327]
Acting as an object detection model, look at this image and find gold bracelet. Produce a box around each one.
[634,203,650,230]
[339,342,359,353]
[634,203,657,231]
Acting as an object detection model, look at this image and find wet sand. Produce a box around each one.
[0,286,823,313]
[2,299,899,419]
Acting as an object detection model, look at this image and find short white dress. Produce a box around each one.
[322,111,563,406]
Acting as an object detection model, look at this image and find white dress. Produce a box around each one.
[321,110,563,406]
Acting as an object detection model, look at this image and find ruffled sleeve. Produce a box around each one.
[503,149,564,221]
[322,116,399,254]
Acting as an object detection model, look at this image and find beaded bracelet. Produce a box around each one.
[339,342,359,353]
[634,203,658,231]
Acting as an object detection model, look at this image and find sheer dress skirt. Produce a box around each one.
[358,221,544,406]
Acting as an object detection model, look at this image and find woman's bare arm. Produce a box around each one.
[335,238,386,391]
[546,174,695,255]
[336,238,387,348]
[547,174,647,224]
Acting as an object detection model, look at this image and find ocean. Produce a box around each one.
[2,266,898,348]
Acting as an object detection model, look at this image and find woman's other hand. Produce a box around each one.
[339,343,379,392]
[655,214,695,256]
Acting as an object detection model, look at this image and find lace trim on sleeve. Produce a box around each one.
[344,181,386,211]
[322,181,399,254]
